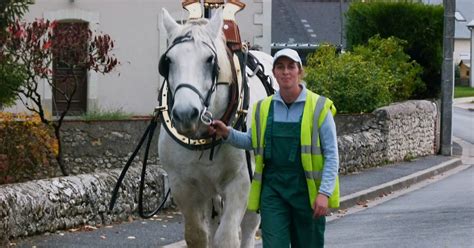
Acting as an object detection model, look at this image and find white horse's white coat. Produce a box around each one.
[158,9,276,248]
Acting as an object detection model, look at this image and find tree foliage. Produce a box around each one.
[305,36,423,113]
[345,2,443,99]
[0,0,32,107]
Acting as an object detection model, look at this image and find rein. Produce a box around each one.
[109,43,274,219]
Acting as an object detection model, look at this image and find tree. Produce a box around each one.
[2,19,118,175]
[0,0,32,107]
[345,2,443,99]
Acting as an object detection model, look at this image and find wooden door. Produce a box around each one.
[52,22,88,116]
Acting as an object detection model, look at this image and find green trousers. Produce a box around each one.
[260,104,325,248]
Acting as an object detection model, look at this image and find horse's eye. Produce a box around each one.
[206,56,214,64]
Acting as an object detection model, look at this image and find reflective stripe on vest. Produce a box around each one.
[248,91,340,211]
[248,96,273,210]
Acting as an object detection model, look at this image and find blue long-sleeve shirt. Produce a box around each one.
[225,84,339,197]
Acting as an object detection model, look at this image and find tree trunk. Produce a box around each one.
[54,125,69,176]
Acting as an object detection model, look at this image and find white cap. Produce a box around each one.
[273,48,302,67]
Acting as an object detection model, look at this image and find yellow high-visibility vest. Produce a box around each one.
[248,91,340,211]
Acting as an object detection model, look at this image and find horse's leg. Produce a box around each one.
[174,188,212,248]
[209,195,223,243]
[213,168,249,248]
[240,210,260,248]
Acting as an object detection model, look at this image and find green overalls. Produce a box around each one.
[260,102,325,248]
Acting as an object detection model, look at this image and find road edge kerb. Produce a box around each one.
[337,157,462,210]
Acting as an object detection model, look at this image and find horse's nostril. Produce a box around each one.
[172,108,200,123]
[191,108,200,120]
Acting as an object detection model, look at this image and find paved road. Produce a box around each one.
[325,164,474,248]
[13,209,185,248]
[453,106,474,144]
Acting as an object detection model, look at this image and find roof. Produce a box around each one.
[424,0,474,39]
[272,0,349,46]
[455,0,474,38]
[272,0,474,49]
[459,59,471,68]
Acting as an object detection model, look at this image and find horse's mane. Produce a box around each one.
[170,18,233,84]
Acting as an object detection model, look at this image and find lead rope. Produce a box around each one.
[109,107,170,219]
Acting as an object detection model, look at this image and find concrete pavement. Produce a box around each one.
[453,96,474,111]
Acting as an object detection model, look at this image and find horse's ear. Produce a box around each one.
[162,8,180,36]
[207,9,223,40]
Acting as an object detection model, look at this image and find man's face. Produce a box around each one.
[272,57,302,90]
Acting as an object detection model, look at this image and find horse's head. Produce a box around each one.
[160,9,231,138]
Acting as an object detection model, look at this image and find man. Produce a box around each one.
[209,48,340,247]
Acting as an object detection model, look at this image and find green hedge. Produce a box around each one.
[345,2,443,99]
[305,36,423,114]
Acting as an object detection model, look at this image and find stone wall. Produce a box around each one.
[0,100,438,241]
[61,119,160,175]
[382,100,437,161]
[336,100,437,173]
[59,100,436,175]
[0,166,170,241]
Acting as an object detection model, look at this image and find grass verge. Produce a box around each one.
[454,86,474,98]
[79,108,132,121]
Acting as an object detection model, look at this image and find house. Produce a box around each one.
[4,0,271,116]
[453,0,473,66]
[424,0,473,65]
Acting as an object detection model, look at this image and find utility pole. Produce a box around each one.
[339,0,344,47]
[440,0,455,155]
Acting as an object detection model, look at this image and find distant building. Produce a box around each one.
[424,0,473,65]
[458,60,470,86]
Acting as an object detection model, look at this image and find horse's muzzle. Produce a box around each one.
[171,107,201,136]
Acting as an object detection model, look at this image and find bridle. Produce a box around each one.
[159,33,220,116]
[158,32,248,150]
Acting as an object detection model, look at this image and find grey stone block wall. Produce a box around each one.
[61,119,160,175]
[381,100,437,161]
[337,100,437,173]
[0,166,170,240]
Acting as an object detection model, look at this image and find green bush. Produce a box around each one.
[305,36,423,113]
[0,61,26,107]
[345,2,443,99]
[353,35,424,102]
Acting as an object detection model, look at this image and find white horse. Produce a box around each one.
[158,9,275,248]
